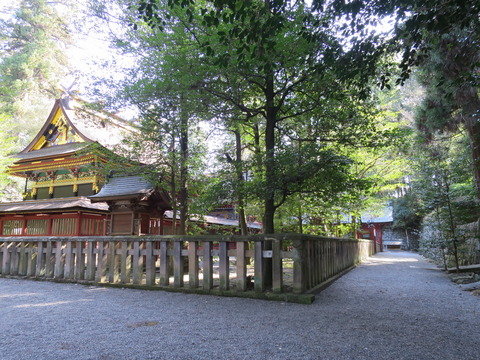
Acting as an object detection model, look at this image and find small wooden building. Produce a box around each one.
[89,175,172,235]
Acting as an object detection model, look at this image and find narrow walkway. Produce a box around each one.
[0,251,478,360]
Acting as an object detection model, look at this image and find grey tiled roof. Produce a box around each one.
[13,143,89,160]
[164,211,263,229]
[0,197,108,214]
[89,176,153,200]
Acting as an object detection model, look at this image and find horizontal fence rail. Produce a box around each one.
[0,234,374,300]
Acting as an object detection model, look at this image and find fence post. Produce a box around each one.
[132,240,141,285]
[254,240,264,292]
[292,236,305,294]
[2,241,11,275]
[272,238,282,293]
[120,240,129,284]
[203,241,213,290]
[35,241,44,277]
[188,240,198,288]
[9,242,18,276]
[95,241,105,283]
[44,241,54,278]
[173,240,184,287]
[159,240,169,286]
[64,241,74,279]
[27,241,35,276]
[219,240,229,290]
[236,240,246,291]
[145,240,155,286]
[54,240,64,278]
[0,242,3,274]
[75,240,85,280]
[85,240,95,281]
[18,241,27,276]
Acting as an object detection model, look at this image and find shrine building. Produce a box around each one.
[0,97,262,237]
[0,97,173,237]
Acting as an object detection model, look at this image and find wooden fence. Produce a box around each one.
[0,234,374,301]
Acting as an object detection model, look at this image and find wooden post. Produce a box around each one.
[2,241,11,275]
[95,241,105,283]
[159,240,169,286]
[27,241,35,276]
[188,240,199,288]
[85,240,95,281]
[0,242,3,274]
[75,240,85,280]
[8,242,17,275]
[292,237,305,294]
[44,241,54,278]
[173,240,184,287]
[132,240,141,285]
[203,241,213,290]
[272,238,282,293]
[120,240,129,284]
[18,241,27,276]
[107,240,116,283]
[145,240,155,286]
[219,241,229,290]
[254,240,264,292]
[64,240,75,279]
[35,241,44,277]
[54,240,64,278]
[236,241,246,291]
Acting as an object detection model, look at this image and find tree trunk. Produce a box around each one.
[461,87,480,198]
[170,177,178,235]
[169,139,178,235]
[262,64,276,288]
[234,130,248,235]
[178,101,189,235]
[263,72,276,234]
[298,199,303,234]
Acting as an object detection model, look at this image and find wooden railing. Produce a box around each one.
[0,234,374,301]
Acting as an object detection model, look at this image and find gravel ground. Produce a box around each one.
[0,251,478,360]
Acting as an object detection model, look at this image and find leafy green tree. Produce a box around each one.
[132,0,391,233]
[408,131,480,268]
[87,2,214,235]
[0,114,17,201]
[414,29,480,196]
[0,0,74,147]
[326,0,480,196]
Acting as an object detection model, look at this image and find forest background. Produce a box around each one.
[0,0,479,268]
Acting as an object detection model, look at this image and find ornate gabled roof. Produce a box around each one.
[0,197,108,214]
[8,98,138,178]
[18,97,136,159]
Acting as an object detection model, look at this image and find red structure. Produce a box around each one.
[357,208,394,252]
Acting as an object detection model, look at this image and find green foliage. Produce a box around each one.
[392,192,423,230]
[0,0,74,148]
[83,0,414,235]
[0,113,17,200]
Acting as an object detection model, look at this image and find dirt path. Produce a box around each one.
[0,251,478,359]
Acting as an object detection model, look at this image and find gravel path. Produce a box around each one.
[1,251,478,360]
